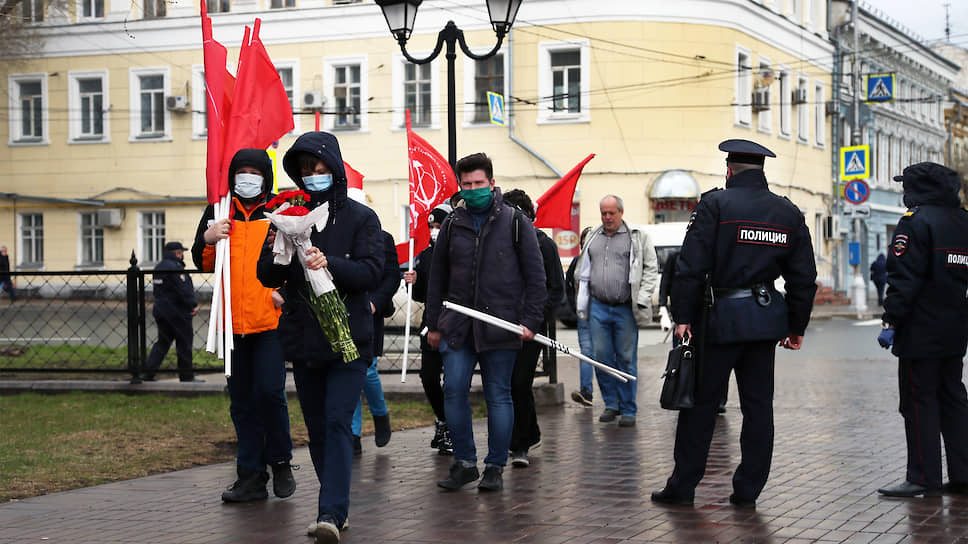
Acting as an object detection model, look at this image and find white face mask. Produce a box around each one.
[430,227,440,243]
[234,173,264,199]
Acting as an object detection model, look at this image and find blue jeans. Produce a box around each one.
[589,299,639,417]
[440,339,516,466]
[352,357,389,436]
[577,318,594,393]
[292,358,367,528]
[227,330,293,472]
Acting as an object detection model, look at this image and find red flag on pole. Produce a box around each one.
[344,161,364,191]
[201,1,235,204]
[396,110,457,264]
[534,154,595,230]
[219,19,294,186]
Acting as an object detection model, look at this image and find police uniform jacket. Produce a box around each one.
[152,251,197,319]
[672,169,817,341]
[883,164,968,359]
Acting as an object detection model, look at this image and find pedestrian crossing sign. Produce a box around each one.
[840,144,870,180]
[487,91,506,126]
[865,73,894,103]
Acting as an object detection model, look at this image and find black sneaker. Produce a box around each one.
[431,420,445,449]
[352,435,362,457]
[599,408,619,422]
[478,465,503,491]
[618,415,636,427]
[437,424,454,456]
[373,414,391,447]
[510,451,530,468]
[571,389,593,407]
[437,462,479,490]
[271,461,297,498]
[221,466,269,503]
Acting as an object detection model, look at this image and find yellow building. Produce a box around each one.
[1,0,835,282]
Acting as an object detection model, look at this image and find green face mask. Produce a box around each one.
[460,186,493,210]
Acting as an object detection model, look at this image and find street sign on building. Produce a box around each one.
[840,145,870,180]
[865,73,895,102]
[487,91,506,126]
[843,179,870,204]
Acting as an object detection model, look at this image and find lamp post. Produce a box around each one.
[376,0,523,170]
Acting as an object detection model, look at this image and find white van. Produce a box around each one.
[639,222,688,318]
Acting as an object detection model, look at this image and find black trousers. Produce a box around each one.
[665,340,776,500]
[145,310,194,380]
[898,356,968,488]
[509,338,543,452]
[419,348,446,421]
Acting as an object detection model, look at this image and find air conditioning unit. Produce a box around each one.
[96,209,122,228]
[303,91,326,110]
[792,88,808,104]
[752,88,770,112]
[825,100,839,115]
[165,95,190,112]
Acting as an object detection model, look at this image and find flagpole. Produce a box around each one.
[400,238,415,382]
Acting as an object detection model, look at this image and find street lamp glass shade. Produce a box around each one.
[829,0,850,27]
[485,0,522,35]
[376,0,423,42]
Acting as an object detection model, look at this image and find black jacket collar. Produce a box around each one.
[725,169,769,189]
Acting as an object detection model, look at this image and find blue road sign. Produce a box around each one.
[844,179,870,204]
[866,73,895,102]
[840,145,870,180]
[487,91,506,126]
[849,242,861,265]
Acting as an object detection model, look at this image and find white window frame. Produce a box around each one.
[392,52,440,130]
[68,70,109,144]
[8,73,49,146]
[757,56,772,134]
[21,0,44,23]
[537,39,591,124]
[323,55,369,133]
[129,67,171,142]
[18,213,43,268]
[462,47,509,126]
[814,212,822,255]
[735,46,752,127]
[78,212,104,268]
[778,67,791,139]
[139,211,166,266]
[814,81,825,147]
[796,74,809,143]
[77,0,104,19]
[273,59,300,135]
[191,65,207,139]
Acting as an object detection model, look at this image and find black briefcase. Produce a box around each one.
[660,339,697,411]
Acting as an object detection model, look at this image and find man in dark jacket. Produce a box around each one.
[144,241,200,382]
[257,131,383,544]
[0,246,15,302]
[503,188,564,468]
[876,162,968,498]
[870,253,887,306]
[425,153,547,492]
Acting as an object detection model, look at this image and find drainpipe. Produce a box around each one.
[507,28,562,178]
[947,89,963,164]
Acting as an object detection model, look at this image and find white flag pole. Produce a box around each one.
[222,214,233,377]
[400,238,415,382]
[442,301,636,383]
[206,198,227,353]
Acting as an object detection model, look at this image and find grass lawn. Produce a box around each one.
[0,392,480,503]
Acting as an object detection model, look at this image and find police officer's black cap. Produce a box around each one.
[718,139,776,165]
[892,161,956,182]
[164,241,187,252]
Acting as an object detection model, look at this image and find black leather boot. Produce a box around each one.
[373,414,391,447]
[221,466,269,503]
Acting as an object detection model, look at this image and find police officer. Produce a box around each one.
[651,139,817,508]
[876,162,968,498]
[143,241,201,382]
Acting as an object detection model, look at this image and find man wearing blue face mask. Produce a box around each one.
[424,152,547,493]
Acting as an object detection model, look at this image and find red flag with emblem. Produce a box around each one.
[201,0,235,204]
[534,154,595,230]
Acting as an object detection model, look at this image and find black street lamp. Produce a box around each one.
[376,0,523,170]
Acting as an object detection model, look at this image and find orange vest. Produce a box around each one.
[201,198,282,335]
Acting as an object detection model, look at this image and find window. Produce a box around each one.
[8,74,47,144]
[69,71,108,142]
[392,53,437,129]
[140,212,165,264]
[756,58,771,133]
[814,213,822,255]
[325,56,366,132]
[80,213,103,266]
[22,0,43,22]
[797,76,809,142]
[144,0,166,18]
[778,69,791,137]
[275,63,298,132]
[735,48,752,126]
[537,39,590,124]
[80,0,103,17]
[270,0,294,8]
[404,63,432,127]
[205,0,229,13]
[473,55,504,123]
[20,214,43,267]
[191,65,207,138]
[334,65,361,129]
[129,68,170,140]
[814,82,825,146]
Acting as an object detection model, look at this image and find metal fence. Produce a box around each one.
[0,255,556,382]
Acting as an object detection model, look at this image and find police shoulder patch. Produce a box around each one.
[902,206,918,218]
[892,233,909,257]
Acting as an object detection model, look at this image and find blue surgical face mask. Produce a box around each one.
[302,173,333,192]
[233,173,264,199]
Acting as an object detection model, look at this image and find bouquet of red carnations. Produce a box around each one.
[265,190,359,362]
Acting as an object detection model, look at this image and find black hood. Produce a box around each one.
[282,131,347,211]
[893,162,961,209]
[228,148,273,195]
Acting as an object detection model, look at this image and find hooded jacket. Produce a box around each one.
[257,131,384,365]
[883,162,968,358]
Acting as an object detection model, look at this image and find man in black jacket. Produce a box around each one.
[876,162,968,498]
[425,153,547,492]
[0,246,15,302]
[144,241,200,382]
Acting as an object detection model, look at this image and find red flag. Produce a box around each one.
[201,1,236,204]
[535,154,595,230]
[219,19,294,191]
[402,110,457,263]
[344,161,364,190]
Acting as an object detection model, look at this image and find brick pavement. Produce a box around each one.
[3,321,968,543]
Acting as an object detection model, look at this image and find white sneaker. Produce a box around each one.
[310,520,340,544]
[307,518,348,535]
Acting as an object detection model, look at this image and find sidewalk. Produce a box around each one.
[2,325,966,543]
